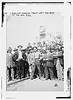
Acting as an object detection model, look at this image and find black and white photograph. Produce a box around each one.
[0,1,72,100]
[6,11,64,91]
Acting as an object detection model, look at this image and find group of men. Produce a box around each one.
[6,45,64,82]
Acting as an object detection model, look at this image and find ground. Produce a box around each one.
[7,78,64,91]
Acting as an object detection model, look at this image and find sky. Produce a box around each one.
[7,12,64,49]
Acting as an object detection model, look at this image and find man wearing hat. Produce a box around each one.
[12,48,18,61]
[26,47,34,78]
[6,47,13,81]
[46,50,54,80]
[17,45,23,60]
[16,45,23,79]
[12,48,18,79]
[30,47,41,80]
[41,50,49,80]
[17,45,30,79]
[21,49,30,78]
[54,49,63,81]
[26,42,33,51]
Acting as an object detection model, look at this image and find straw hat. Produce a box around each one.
[13,48,18,51]
[17,45,23,48]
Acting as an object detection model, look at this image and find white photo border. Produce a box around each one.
[0,1,72,100]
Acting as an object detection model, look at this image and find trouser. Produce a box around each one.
[24,61,30,78]
[11,66,17,79]
[40,59,44,77]
[29,64,34,77]
[17,59,24,79]
[48,67,54,80]
[18,67,21,79]
[17,59,29,79]
[53,65,57,79]
[7,67,11,81]
[43,62,49,80]
[21,60,25,78]
[61,65,64,79]
[56,66,62,80]
[30,59,41,79]
[40,64,44,77]
[11,67,14,80]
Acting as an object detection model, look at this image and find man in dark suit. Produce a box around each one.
[12,48,19,79]
[22,49,30,78]
[16,45,23,79]
[47,50,54,80]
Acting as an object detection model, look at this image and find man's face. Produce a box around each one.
[18,47,22,51]
[32,49,34,53]
[33,49,35,52]
[38,49,40,52]
[34,48,37,52]
[9,49,12,53]
[30,50,32,53]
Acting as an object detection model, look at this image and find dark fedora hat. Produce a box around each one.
[21,48,26,52]
[13,48,18,51]
[17,45,23,48]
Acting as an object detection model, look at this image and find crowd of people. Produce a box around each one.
[6,43,64,82]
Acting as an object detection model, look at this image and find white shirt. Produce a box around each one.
[34,51,40,59]
[18,50,22,59]
[56,58,61,69]
[32,52,35,62]
[27,53,33,65]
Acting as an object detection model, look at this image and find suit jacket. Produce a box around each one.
[12,52,19,62]
[53,56,64,66]
[22,52,27,61]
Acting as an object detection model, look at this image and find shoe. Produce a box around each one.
[54,83,58,87]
